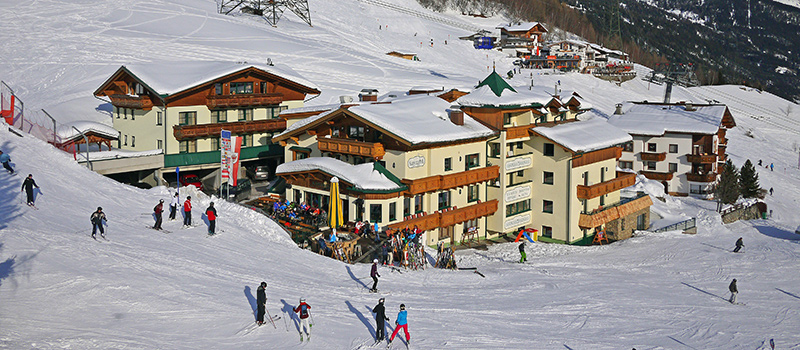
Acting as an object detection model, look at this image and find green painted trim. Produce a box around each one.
[290,146,312,153]
[477,70,517,97]
[569,234,596,246]
[165,144,282,168]
[537,236,567,244]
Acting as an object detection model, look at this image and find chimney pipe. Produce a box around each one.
[448,107,464,126]
[614,103,623,115]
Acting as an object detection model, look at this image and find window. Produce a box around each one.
[444,158,452,171]
[294,151,309,160]
[211,110,226,123]
[230,82,253,94]
[267,106,287,119]
[646,161,656,170]
[544,143,555,156]
[157,139,163,150]
[131,109,135,120]
[403,197,411,217]
[647,143,657,152]
[238,109,253,121]
[669,162,678,172]
[467,184,479,202]
[636,213,647,230]
[438,191,451,210]
[156,111,163,126]
[599,194,605,206]
[543,171,554,185]
[414,194,424,213]
[489,143,501,157]
[622,141,633,152]
[370,204,382,223]
[123,108,127,119]
[503,113,513,126]
[516,141,523,150]
[465,153,479,170]
[115,107,120,119]
[179,111,197,126]
[389,202,397,221]
[542,200,553,214]
[620,161,633,169]
[131,136,135,147]
[241,134,253,147]
[542,225,552,238]
[506,200,530,217]
[438,225,453,240]
[124,135,128,146]
[669,144,678,153]
[179,140,196,153]
[212,137,221,151]
[509,170,526,186]
[215,83,223,95]
[349,126,365,140]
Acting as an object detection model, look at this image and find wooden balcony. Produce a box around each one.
[686,172,717,183]
[640,152,666,162]
[686,153,717,164]
[317,137,386,159]
[387,212,441,232]
[440,200,498,227]
[579,193,653,229]
[641,171,673,181]
[505,125,531,140]
[206,93,282,109]
[109,94,154,110]
[402,165,500,195]
[576,171,636,200]
[173,119,286,140]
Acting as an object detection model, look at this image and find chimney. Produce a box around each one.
[359,89,378,102]
[614,103,623,115]
[685,102,696,111]
[339,95,354,104]
[448,107,464,126]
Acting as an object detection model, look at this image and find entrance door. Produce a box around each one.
[342,199,349,223]
[355,199,364,221]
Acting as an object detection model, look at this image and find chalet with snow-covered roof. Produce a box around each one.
[496,22,548,57]
[546,40,598,71]
[607,102,736,198]
[55,121,120,153]
[273,95,499,246]
[93,61,319,184]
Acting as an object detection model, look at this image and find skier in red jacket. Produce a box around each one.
[206,202,217,235]
[294,298,312,341]
[183,196,192,227]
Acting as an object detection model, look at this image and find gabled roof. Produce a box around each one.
[476,70,516,97]
[276,158,406,193]
[56,121,120,142]
[496,22,547,32]
[531,118,631,153]
[457,83,557,109]
[607,102,736,136]
[94,61,319,98]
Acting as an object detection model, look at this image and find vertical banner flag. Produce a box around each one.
[220,130,232,184]
[229,136,242,187]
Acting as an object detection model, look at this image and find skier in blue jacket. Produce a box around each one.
[388,304,409,346]
[0,150,13,174]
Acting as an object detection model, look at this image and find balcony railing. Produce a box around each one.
[388,199,498,231]
[173,119,286,140]
[686,172,717,182]
[641,171,673,181]
[640,152,666,162]
[317,137,386,159]
[109,94,154,110]
[402,165,500,195]
[206,93,283,109]
[505,125,531,140]
[576,171,636,200]
[578,193,653,229]
[686,153,717,164]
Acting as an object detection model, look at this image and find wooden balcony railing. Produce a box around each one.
[686,172,717,182]
[576,171,636,200]
[641,171,673,181]
[173,119,286,140]
[505,125,531,140]
[402,165,500,195]
[579,193,653,229]
[640,152,666,162]
[206,93,283,109]
[109,94,154,110]
[317,137,386,159]
[388,200,498,231]
[686,153,717,164]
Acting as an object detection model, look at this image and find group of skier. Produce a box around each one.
[148,192,218,235]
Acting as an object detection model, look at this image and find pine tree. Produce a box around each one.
[739,159,760,198]
[715,160,740,206]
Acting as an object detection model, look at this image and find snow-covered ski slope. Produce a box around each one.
[2,0,800,348]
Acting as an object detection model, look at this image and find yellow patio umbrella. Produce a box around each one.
[328,176,344,229]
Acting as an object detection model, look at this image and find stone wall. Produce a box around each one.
[606,207,650,241]
[721,204,762,224]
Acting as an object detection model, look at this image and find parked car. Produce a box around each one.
[179,174,204,191]
[219,178,252,202]
[252,165,272,181]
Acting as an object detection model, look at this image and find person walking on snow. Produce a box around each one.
[169,192,179,221]
[728,278,738,304]
[91,207,106,239]
[519,241,527,263]
[21,174,39,206]
[183,196,192,227]
[256,282,267,325]
[153,199,164,230]
[769,187,774,196]
[770,163,774,171]
[206,202,217,235]
[294,298,312,341]
[388,304,409,346]
[372,297,389,342]
[733,237,744,253]
[370,259,381,292]
[0,150,13,174]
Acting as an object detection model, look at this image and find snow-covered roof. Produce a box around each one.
[75,149,163,162]
[121,61,319,96]
[56,121,120,142]
[279,103,339,116]
[274,108,340,139]
[548,39,590,48]
[607,102,730,136]
[532,119,632,153]
[276,158,404,192]
[496,22,546,32]
[457,85,556,108]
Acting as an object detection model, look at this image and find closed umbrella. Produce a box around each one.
[328,176,344,230]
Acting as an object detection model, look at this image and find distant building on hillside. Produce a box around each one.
[496,22,548,58]
[608,102,736,198]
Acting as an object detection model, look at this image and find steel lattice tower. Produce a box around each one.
[607,0,622,49]
[219,0,312,27]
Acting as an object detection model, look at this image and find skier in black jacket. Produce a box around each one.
[519,242,527,263]
[370,259,380,292]
[372,297,389,342]
[256,281,267,325]
[21,174,39,206]
[733,237,744,253]
[728,278,738,304]
[90,207,107,239]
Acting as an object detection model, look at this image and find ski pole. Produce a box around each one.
[310,312,315,328]
[264,307,277,329]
